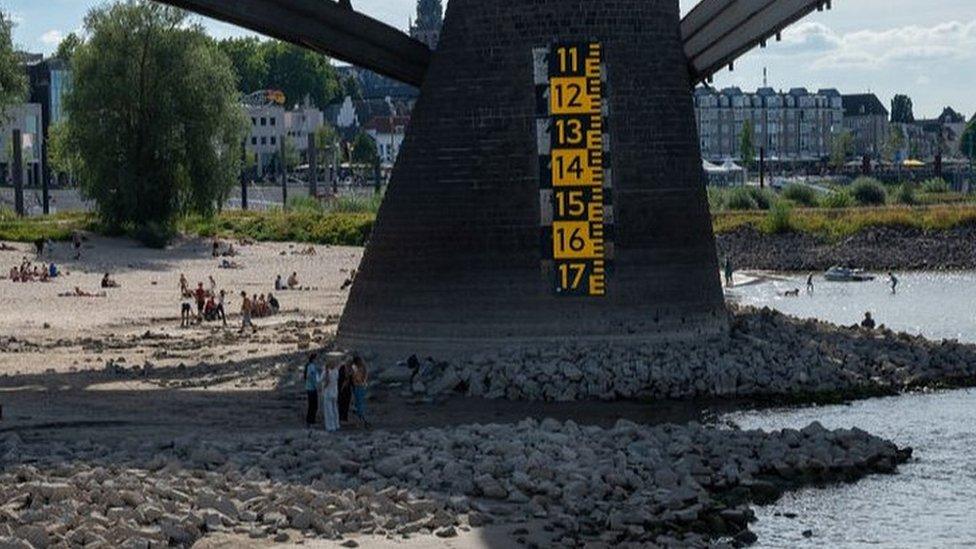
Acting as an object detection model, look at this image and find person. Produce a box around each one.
[179,273,189,297]
[48,263,58,278]
[724,257,734,288]
[337,359,353,423]
[208,275,217,295]
[350,355,370,429]
[303,352,320,427]
[275,275,284,291]
[319,357,341,432]
[34,238,44,257]
[257,294,268,317]
[268,293,280,314]
[407,354,421,385]
[212,239,220,258]
[101,273,120,289]
[215,289,227,326]
[72,232,82,260]
[203,296,217,321]
[806,273,814,294]
[239,291,256,333]
[194,282,207,321]
[889,272,899,294]
[181,297,193,328]
[861,312,876,330]
[287,272,299,290]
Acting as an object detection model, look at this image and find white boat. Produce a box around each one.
[824,266,875,282]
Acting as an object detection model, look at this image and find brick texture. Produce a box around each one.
[338,0,727,359]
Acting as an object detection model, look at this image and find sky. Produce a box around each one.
[3,0,974,119]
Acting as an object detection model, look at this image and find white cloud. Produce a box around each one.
[40,29,62,45]
[766,19,976,71]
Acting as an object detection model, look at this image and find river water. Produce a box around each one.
[727,272,976,547]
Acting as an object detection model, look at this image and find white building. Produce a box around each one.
[245,103,285,178]
[0,103,44,186]
[284,105,324,156]
[363,116,410,166]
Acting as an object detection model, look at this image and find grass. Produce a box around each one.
[713,203,976,240]
[0,209,94,242]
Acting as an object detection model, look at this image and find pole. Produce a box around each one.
[759,146,765,189]
[41,135,50,215]
[332,143,338,195]
[240,141,248,211]
[308,132,318,200]
[373,163,381,195]
[12,129,23,217]
[280,139,288,209]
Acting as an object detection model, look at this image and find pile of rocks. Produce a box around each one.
[717,225,976,271]
[0,419,908,547]
[419,306,976,401]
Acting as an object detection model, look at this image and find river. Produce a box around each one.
[727,272,976,547]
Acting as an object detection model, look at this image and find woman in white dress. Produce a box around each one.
[318,359,341,432]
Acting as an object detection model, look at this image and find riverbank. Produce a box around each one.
[717,224,976,271]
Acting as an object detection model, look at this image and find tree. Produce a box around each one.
[218,38,341,107]
[351,131,379,168]
[962,119,976,163]
[891,94,915,124]
[341,74,363,101]
[315,123,340,151]
[216,37,267,94]
[883,126,906,163]
[47,121,82,177]
[0,10,27,116]
[738,119,756,170]
[64,2,246,242]
[830,131,854,168]
[54,32,82,62]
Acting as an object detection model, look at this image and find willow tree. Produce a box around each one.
[65,2,245,243]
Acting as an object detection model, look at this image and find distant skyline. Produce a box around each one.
[2,0,974,118]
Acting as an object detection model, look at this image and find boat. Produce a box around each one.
[824,266,875,282]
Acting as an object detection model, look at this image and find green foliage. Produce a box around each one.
[725,188,758,211]
[850,177,887,206]
[181,211,373,246]
[133,220,177,249]
[781,184,818,207]
[54,32,82,61]
[883,126,906,162]
[327,193,384,214]
[819,190,854,209]
[962,119,976,161]
[65,2,246,245]
[921,177,949,194]
[890,94,915,124]
[47,121,81,175]
[894,183,916,205]
[762,201,793,234]
[217,38,340,107]
[830,131,854,168]
[739,119,756,170]
[0,10,27,113]
[315,123,340,151]
[351,131,379,167]
[0,211,93,242]
[708,186,775,212]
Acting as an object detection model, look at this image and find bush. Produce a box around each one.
[780,184,818,207]
[921,177,950,193]
[133,221,177,248]
[762,200,793,234]
[894,183,917,205]
[850,177,887,206]
[726,188,759,210]
[819,191,854,209]
[286,196,325,214]
[745,186,775,210]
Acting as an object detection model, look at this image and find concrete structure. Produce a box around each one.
[26,57,73,195]
[244,103,285,178]
[284,104,325,157]
[842,94,889,159]
[0,104,43,188]
[160,0,833,359]
[695,86,843,163]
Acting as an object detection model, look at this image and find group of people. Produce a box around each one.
[211,239,239,258]
[180,274,227,328]
[303,352,371,432]
[274,272,301,291]
[8,258,59,283]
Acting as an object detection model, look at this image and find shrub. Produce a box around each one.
[762,200,793,234]
[133,221,177,248]
[819,191,854,209]
[921,177,950,193]
[780,184,818,207]
[850,177,887,206]
[746,186,775,210]
[894,183,917,205]
[287,195,325,214]
[726,188,759,210]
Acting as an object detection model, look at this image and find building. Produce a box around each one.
[409,0,443,49]
[912,107,969,159]
[0,103,44,187]
[25,57,73,188]
[323,95,411,139]
[363,116,410,167]
[243,91,286,178]
[284,104,325,157]
[842,94,889,159]
[694,86,843,163]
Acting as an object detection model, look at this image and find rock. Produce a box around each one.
[435,526,458,538]
[340,540,359,548]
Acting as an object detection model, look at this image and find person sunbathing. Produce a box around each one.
[219,259,242,269]
[60,287,106,298]
[101,273,120,289]
[287,272,299,290]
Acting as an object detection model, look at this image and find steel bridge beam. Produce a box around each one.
[156,0,431,87]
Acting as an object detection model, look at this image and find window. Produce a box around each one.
[260,117,266,126]
[261,137,267,145]
[251,117,256,126]
[270,118,276,126]
[251,137,257,145]
[270,136,276,145]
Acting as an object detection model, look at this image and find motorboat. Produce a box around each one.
[824,266,875,282]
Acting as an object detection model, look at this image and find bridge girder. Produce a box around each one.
[158,0,431,87]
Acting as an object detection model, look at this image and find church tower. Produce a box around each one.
[409,0,443,49]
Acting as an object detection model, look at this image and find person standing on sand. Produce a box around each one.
[806,273,814,294]
[724,257,734,288]
[216,289,227,326]
[72,232,82,260]
[180,274,188,297]
[319,357,341,432]
[239,291,256,333]
[350,355,371,429]
[194,282,206,321]
[889,272,899,294]
[861,312,876,330]
[337,359,353,423]
[303,352,320,427]
[180,296,193,328]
